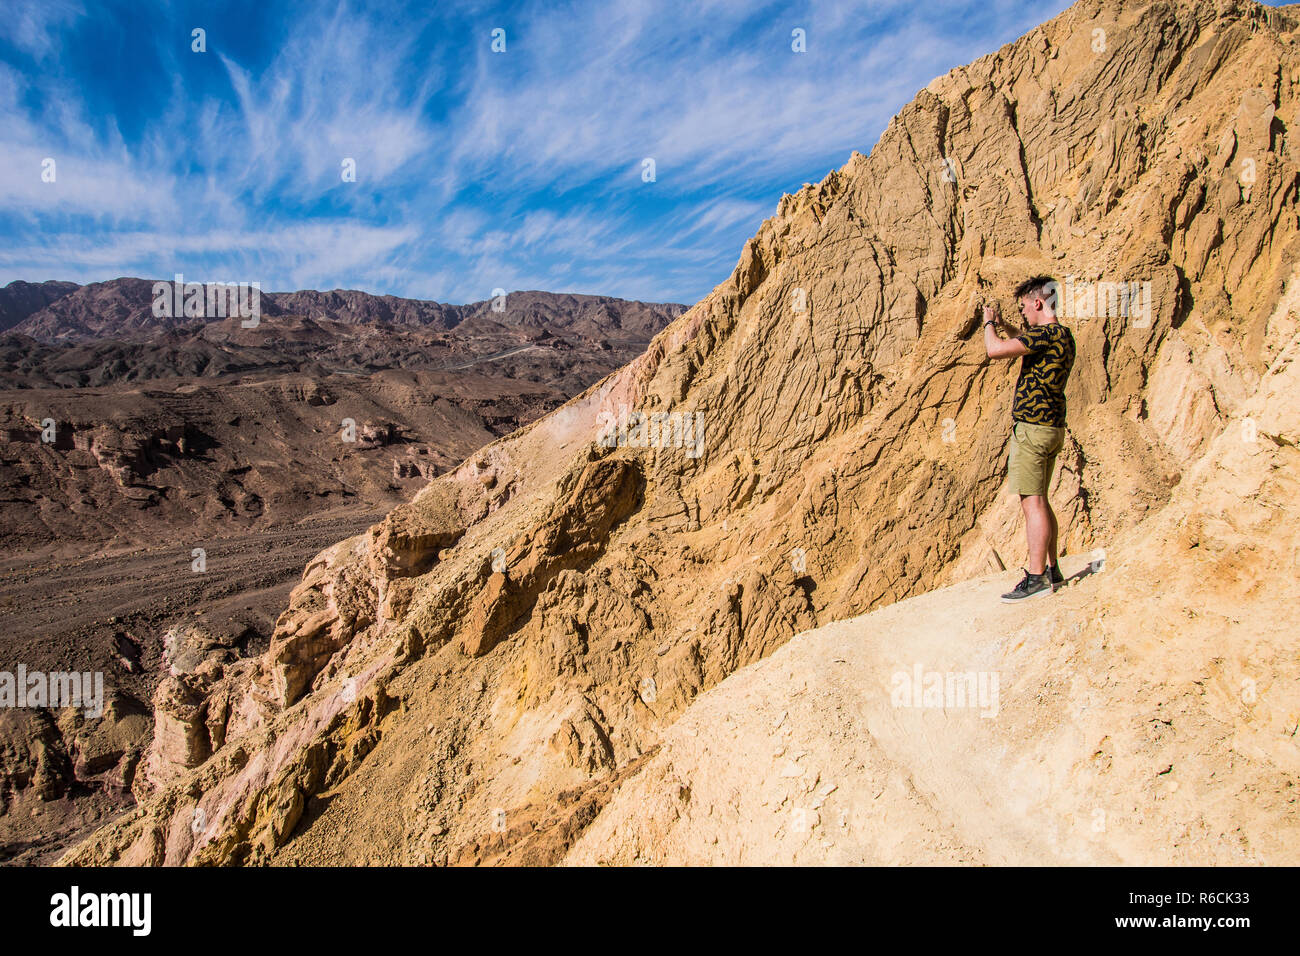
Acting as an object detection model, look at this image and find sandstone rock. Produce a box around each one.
[0,692,151,814]
[0,710,71,804]
[567,336,1300,865]
[67,695,150,789]
[461,455,643,657]
[367,485,466,581]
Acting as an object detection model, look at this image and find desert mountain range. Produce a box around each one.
[7,0,1300,866]
[3,277,678,342]
[0,279,682,553]
[0,282,683,862]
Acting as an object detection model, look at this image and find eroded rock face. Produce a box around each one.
[463,456,645,657]
[368,488,467,582]
[0,694,150,812]
[565,337,1300,866]
[393,448,442,481]
[0,711,71,804]
[134,622,257,795]
[64,0,1300,866]
[66,696,151,791]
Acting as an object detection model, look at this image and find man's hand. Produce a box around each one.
[984,301,1029,360]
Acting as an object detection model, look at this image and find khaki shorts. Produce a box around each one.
[1007,421,1065,496]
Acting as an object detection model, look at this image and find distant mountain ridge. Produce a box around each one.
[4,278,687,343]
[0,279,79,333]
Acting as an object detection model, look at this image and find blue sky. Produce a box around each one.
[1,0,1076,306]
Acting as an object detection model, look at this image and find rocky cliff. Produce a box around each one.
[566,339,1300,863]
[61,0,1300,865]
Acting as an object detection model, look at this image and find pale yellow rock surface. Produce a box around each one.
[566,343,1300,864]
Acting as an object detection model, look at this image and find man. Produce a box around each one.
[983,275,1076,602]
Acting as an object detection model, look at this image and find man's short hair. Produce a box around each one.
[1014,274,1059,310]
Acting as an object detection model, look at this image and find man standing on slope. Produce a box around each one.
[983,275,1076,602]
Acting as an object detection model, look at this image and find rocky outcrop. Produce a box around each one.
[566,325,1300,864]
[392,447,443,481]
[135,622,256,794]
[62,0,1300,866]
[0,695,150,810]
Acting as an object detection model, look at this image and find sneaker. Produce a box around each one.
[1001,568,1053,603]
[1047,562,1065,589]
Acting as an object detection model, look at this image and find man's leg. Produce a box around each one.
[1020,494,1050,575]
[1045,499,1059,567]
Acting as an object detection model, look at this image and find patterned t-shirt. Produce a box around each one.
[1012,323,1075,427]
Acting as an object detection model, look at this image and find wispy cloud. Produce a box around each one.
[5,0,85,60]
[0,0,1072,304]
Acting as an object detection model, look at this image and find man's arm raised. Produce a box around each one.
[983,304,1029,360]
